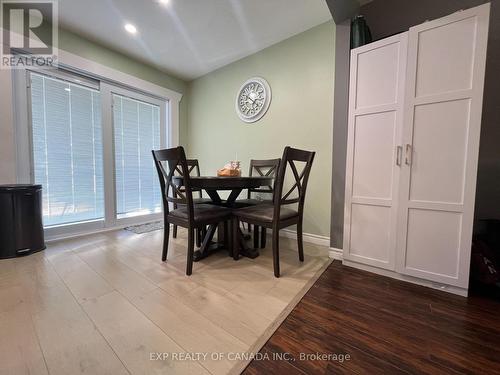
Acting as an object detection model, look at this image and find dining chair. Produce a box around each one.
[172,158,211,247]
[232,147,315,277]
[152,147,232,275]
[236,158,280,249]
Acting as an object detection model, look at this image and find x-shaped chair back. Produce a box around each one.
[152,147,195,223]
[175,159,203,198]
[273,147,315,220]
[247,158,281,199]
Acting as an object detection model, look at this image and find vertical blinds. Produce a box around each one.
[30,72,104,226]
[113,94,162,218]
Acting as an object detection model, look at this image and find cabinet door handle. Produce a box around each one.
[405,144,412,165]
[396,146,402,166]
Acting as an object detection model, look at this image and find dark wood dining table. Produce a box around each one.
[172,175,273,261]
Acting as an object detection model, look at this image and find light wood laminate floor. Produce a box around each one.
[0,228,330,375]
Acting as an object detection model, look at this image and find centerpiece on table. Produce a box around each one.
[217,160,241,177]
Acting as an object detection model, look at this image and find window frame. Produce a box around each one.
[11,50,181,240]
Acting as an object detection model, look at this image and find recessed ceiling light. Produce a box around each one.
[158,0,170,5]
[124,23,137,34]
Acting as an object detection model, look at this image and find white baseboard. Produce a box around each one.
[279,229,330,247]
[47,223,331,248]
[328,247,343,260]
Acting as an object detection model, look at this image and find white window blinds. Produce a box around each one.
[30,72,104,227]
[113,94,162,218]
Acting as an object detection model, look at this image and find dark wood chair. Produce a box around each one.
[152,147,232,275]
[236,158,280,249]
[172,158,211,245]
[232,147,315,277]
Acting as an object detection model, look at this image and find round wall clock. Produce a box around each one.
[235,77,272,123]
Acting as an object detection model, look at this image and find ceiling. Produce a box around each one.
[58,0,332,81]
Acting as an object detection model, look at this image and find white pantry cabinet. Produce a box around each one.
[343,4,490,295]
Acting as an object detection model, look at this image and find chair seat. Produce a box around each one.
[233,198,272,209]
[169,204,231,223]
[193,198,213,204]
[233,204,298,223]
[235,198,272,207]
[176,198,213,207]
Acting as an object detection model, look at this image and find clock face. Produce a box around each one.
[235,77,271,123]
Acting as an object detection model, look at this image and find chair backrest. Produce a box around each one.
[152,146,194,222]
[273,146,315,220]
[178,159,203,198]
[247,158,281,199]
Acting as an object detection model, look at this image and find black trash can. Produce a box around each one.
[0,184,45,259]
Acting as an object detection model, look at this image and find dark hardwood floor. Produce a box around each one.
[244,260,500,375]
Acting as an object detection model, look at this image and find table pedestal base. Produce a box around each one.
[193,243,222,262]
[193,223,260,262]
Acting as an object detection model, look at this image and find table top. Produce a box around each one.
[173,176,272,190]
[0,184,42,191]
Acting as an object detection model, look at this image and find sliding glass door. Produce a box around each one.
[25,69,168,233]
[30,72,104,227]
[112,93,163,219]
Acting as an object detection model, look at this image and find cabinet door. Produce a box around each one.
[0,193,16,256]
[397,4,490,287]
[343,33,408,270]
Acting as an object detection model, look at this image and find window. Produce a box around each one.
[20,64,171,235]
[30,72,104,227]
[24,69,169,237]
[113,93,162,218]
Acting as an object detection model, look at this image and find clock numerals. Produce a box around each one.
[236,78,271,122]
[240,83,265,116]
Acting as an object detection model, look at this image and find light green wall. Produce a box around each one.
[57,28,189,145]
[187,21,335,237]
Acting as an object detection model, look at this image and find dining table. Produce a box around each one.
[172,175,273,261]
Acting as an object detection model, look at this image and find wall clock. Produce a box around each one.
[235,77,271,123]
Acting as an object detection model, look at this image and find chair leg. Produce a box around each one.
[272,229,280,277]
[224,220,229,250]
[162,222,170,262]
[196,228,202,248]
[253,225,259,249]
[232,217,239,260]
[186,228,195,276]
[260,228,267,249]
[172,224,177,238]
[297,219,304,262]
